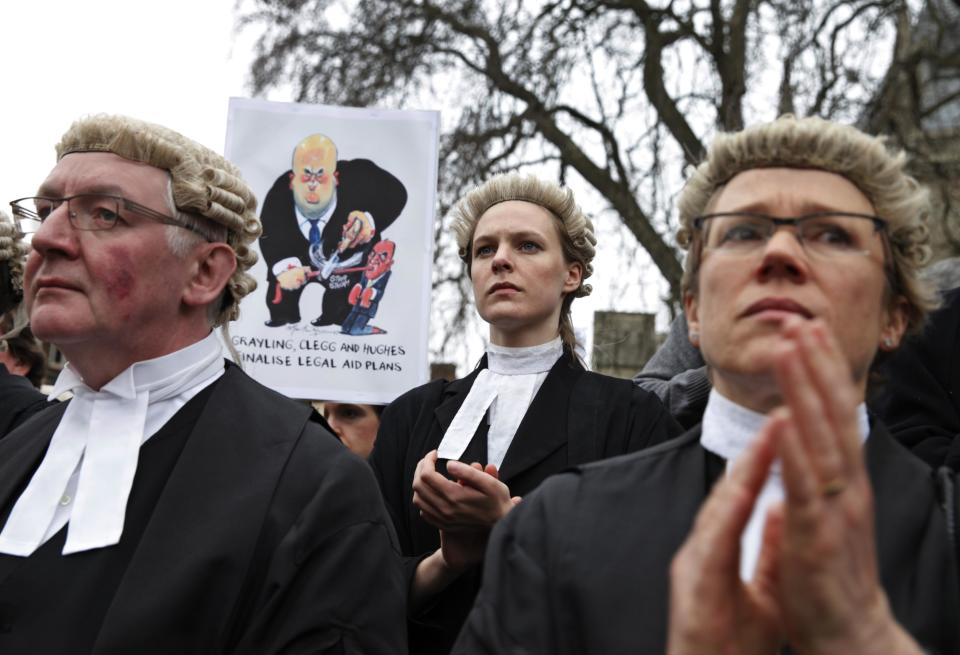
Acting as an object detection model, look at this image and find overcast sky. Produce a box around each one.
[0,0,669,370]
[0,0,256,204]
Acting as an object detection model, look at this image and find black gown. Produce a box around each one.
[877,286,960,471]
[0,363,407,655]
[370,353,682,655]
[453,423,960,655]
[0,363,51,438]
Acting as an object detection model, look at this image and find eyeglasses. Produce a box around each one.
[692,211,887,259]
[9,194,210,241]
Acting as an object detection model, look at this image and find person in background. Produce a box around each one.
[0,212,50,436]
[634,312,708,429]
[322,401,384,458]
[455,116,958,654]
[371,173,681,655]
[875,284,960,471]
[0,114,405,654]
[0,324,46,389]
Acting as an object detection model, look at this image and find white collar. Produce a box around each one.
[296,194,338,229]
[486,337,563,375]
[0,333,225,557]
[699,389,870,580]
[436,337,563,466]
[700,389,870,463]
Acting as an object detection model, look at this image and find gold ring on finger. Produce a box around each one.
[821,478,847,498]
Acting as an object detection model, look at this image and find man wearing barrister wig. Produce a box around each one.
[0,115,405,654]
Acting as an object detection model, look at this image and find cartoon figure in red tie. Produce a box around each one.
[342,240,396,336]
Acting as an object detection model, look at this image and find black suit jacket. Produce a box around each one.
[454,423,960,655]
[877,286,960,470]
[259,159,407,324]
[370,354,681,655]
[0,364,406,654]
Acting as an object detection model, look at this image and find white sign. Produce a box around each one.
[224,97,438,404]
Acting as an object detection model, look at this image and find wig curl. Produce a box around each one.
[0,210,27,314]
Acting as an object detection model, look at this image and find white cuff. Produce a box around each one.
[272,257,303,277]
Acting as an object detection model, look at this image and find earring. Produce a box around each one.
[883,337,894,348]
[689,329,700,343]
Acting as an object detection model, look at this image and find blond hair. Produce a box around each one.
[677,115,935,332]
[56,114,261,327]
[450,173,596,352]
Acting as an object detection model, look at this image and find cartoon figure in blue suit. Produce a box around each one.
[342,240,395,336]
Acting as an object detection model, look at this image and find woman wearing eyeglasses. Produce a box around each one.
[370,173,681,655]
[454,116,959,655]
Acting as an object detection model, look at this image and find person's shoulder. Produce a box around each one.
[579,427,702,475]
[580,369,672,404]
[336,158,386,177]
[212,364,340,451]
[220,362,314,412]
[386,377,449,409]
[523,428,703,511]
[382,372,478,418]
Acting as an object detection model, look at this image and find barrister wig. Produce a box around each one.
[451,173,597,352]
[56,114,262,327]
[676,115,935,334]
[0,209,27,313]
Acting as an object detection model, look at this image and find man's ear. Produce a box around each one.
[878,295,910,351]
[563,262,583,295]
[182,243,237,310]
[684,292,700,347]
[288,171,295,190]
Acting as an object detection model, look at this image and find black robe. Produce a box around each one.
[0,363,406,654]
[0,363,50,438]
[453,423,960,654]
[370,354,682,655]
[877,286,960,470]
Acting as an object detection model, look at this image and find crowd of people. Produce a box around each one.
[0,112,957,655]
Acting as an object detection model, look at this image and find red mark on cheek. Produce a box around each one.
[103,248,137,301]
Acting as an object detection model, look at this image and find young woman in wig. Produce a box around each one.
[370,173,680,655]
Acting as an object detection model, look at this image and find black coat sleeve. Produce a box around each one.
[0,364,52,438]
[233,429,407,655]
[623,385,684,453]
[336,160,408,235]
[451,474,577,655]
[258,170,303,274]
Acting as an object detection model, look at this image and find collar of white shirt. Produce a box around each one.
[296,194,338,240]
[0,332,225,557]
[700,388,869,580]
[436,337,563,468]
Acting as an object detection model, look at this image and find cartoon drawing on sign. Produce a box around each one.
[259,133,407,329]
[341,239,396,336]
